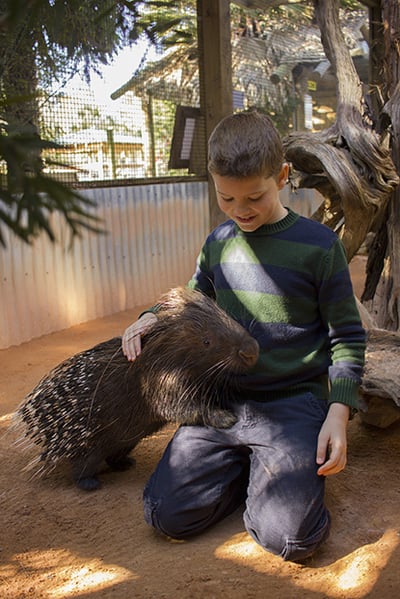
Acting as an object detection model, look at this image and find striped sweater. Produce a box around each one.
[187,208,366,409]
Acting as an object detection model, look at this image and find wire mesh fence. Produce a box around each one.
[1,3,368,189]
[38,79,198,185]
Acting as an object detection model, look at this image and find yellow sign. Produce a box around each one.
[307,80,317,91]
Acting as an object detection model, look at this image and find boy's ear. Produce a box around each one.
[277,163,289,190]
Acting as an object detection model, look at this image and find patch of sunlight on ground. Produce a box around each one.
[48,563,135,598]
[215,528,399,598]
[215,534,266,560]
[3,549,136,598]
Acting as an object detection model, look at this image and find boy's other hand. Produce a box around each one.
[122,312,158,361]
[316,403,350,477]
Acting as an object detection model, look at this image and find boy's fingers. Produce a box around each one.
[122,313,157,360]
[316,435,328,465]
[122,331,141,361]
[317,445,346,476]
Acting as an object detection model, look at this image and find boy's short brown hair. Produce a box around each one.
[208,110,284,179]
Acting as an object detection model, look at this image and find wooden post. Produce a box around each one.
[106,128,117,179]
[147,92,157,177]
[196,0,233,229]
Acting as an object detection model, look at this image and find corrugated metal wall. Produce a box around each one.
[0,181,209,349]
[0,181,321,349]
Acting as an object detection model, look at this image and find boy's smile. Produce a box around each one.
[213,165,289,232]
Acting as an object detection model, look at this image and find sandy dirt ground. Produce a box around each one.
[1,255,400,599]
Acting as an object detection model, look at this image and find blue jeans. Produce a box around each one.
[143,392,331,562]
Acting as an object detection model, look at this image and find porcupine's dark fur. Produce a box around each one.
[15,287,259,491]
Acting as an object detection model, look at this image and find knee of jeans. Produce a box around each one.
[143,494,187,539]
[279,529,330,562]
[246,526,328,562]
[244,512,330,562]
[245,521,287,559]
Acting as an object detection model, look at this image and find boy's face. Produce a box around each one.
[212,164,289,232]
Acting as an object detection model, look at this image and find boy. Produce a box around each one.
[122,110,365,562]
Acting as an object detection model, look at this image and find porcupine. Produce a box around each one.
[15,287,259,491]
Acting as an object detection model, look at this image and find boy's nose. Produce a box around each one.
[236,198,249,210]
[236,203,251,214]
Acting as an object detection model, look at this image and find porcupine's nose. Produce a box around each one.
[238,338,259,367]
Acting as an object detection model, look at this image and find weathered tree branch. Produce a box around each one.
[283,0,399,262]
[359,327,400,427]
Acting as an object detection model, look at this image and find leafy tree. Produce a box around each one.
[0,0,146,246]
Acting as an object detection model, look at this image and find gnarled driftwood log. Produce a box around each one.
[283,0,399,262]
[360,328,400,428]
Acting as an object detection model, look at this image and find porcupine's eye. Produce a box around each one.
[203,337,211,347]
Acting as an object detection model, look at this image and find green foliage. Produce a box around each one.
[0,119,104,247]
[230,1,314,37]
[0,0,201,249]
[0,0,137,247]
[1,1,141,74]
[340,0,365,10]
[134,1,196,49]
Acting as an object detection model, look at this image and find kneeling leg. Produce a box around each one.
[143,425,250,539]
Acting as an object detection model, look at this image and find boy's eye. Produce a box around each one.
[248,195,263,202]
[220,195,233,202]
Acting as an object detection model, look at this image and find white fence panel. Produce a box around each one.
[0,181,209,349]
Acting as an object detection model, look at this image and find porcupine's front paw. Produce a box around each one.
[75,475,102,491]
